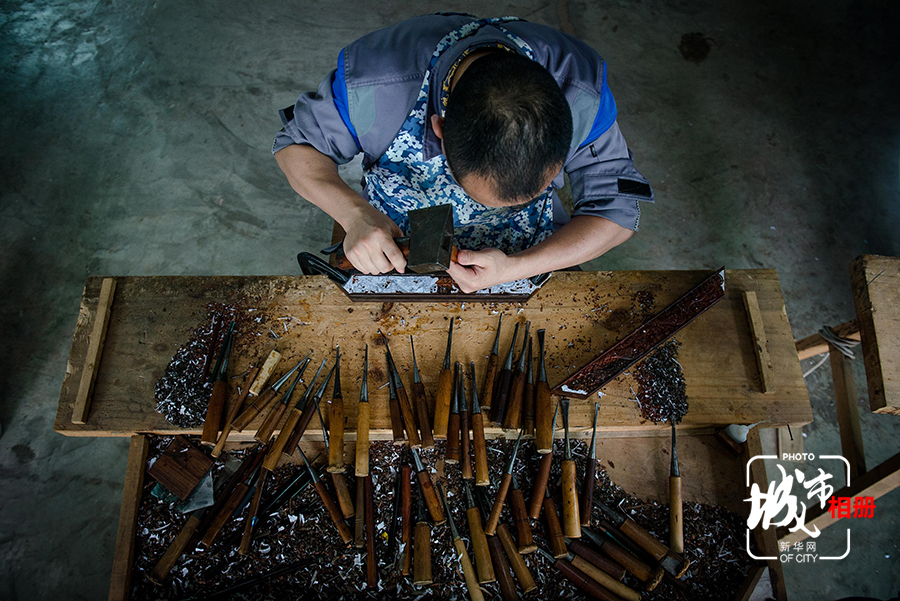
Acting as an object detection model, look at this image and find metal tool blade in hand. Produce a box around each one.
[407,205,453,273]
[553,268,726,399]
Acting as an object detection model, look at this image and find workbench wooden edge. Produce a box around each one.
[849,254,900,415]
[109,435,150,601]
[55,270,813,437]
[56,277,105,433]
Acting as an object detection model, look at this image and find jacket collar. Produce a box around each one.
[423,28,526,160]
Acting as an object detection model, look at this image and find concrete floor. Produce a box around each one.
[1,0,898,599]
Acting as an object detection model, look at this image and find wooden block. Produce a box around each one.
[779,449,900,546]
[248,349,282,396]
[744,427,788,601]
[850,255,900,415]
[776,426,803,460]
[743,291,775,393]
[108,435,149,601]
[147,435,214,499]
[72,277,116,424]
[830,348,867,480]
[794,320,860,361]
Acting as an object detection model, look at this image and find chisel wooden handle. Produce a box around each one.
[618,515,670,562]
[354,480,365,549]
[509,488,536,553]
[446,411,461,464]
[484,473,512,535]
[397,387,421,448]
[534,383,552,453]
[417,470,446,525]
[262,409,302,471]
[332,472,355,519]
[501,371,526,429]
[333,242,459,271]
[411,382,435,448]
[491,369,513,426]
[283,402,318,452]
[472,411,489,486]
[582,455,597,527]
[255,401,287,443]
[562,459,582,538]
[239,469,268,555]
[453,538,486,601]
[571,555,640,601]
[669,475,683,554]
[232,387,276,432]
[460,408,472,480]
[433,368,453,439]
[467,507,496,583]
[148,514,202,583]
[569,538,626,581]
[355,401,370,476]
[544,494,568,558]
[201,482,247,546]
[365,475,378,588]
[487,534,517,601]
[400,466,412,575]
[480,354,499,422]
[315,480,353,544]
[528,453,553,518]
[413,521,433,585]
[201,380,228,446]
[327,395,345,472]
[212,366,262,457]
[497,523,537,593]
[555,559,621,601]
[589,531,662,590]
[522,377,535,437]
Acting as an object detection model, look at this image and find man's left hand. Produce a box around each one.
[446,248,520,293]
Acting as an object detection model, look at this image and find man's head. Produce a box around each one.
[436,52,573,207]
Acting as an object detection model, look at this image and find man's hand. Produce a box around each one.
[275,145,407,274]
[447,248,518,293]
[342,206,407,275]
[447,215,635,293]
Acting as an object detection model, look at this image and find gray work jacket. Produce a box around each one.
[273,13,653,231]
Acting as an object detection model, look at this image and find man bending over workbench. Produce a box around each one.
[274,13,653,292]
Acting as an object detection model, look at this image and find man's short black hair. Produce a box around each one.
[443,51,573,204]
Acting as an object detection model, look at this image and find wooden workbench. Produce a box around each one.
[55,270,812,438]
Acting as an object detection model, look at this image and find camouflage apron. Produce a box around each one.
[364,17,554,255]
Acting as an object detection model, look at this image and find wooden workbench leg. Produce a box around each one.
[744,427,788,601]
[109,435,150,601]
[830,347,867,480]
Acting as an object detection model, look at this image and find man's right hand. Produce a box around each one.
[342,206,407,274]
[274,144,407,274]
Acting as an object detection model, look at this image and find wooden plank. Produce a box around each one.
[743,291,776,393]
[778,449,900,546]
[777,426,803,460]
[830,348,867,479]
[72,277,116,424]
[109,435,150,601]
[733,565,766,601]
[850,255,900,414]
[794,320,860,361]
[744,427,788,601]
[55,271,811,437]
